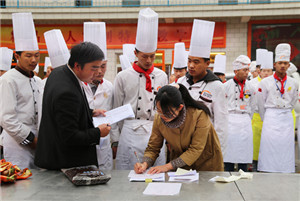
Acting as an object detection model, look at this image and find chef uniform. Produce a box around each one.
[223,55,256,171]
[114,8,167,170]
[213,54,226,83]
[257,44,298,173]
[172,42,188,83]
[249,50,273,164]
[0,13,41,169]
[177,19,228,157]
[82,22,114,170]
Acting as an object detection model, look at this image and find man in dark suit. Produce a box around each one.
[35,42,111,170]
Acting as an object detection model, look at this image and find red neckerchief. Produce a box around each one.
[274,73,287,95]
[234,76,246,99]
[132,62,154,92]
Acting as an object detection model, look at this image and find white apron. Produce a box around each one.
[115,119,166,170]
[258,108,295,173]
[3,128,37,169]
[224,113,253,163]
[96,134,113,171]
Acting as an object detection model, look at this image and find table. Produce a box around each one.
[2,170,300,200]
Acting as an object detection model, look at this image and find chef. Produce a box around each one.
[82,22,116,170]
[177,19,228,157]
[113,8,167,170]
[257,43,298,173]
[213,54,226,83]
[0,13,41,169]
[223,55,256,172]
[172,42,188,83]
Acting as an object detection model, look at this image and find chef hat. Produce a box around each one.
[275,43,291,62]
[119,54,132,71]
[34,64,39,73]
[135,8,158,53]
[232,55,251,71]
[44,57,51,72]
[12,13,39,51]
[287,62,297,76]
[213,54,226,74]
[261,51,273,70]
[84,22,107,60]
[256,49,267,66]
[173,42,188,69]
[189,19,215,59]
[0,47,13,71]
[123,44,136,63]
[249,61,257,72]
[44,29,70,68]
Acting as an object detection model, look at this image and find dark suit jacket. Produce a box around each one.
[34,65,100,170]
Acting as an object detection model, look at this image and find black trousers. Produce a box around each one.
[224,162,248,172]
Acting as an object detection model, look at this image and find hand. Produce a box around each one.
[98,124,111,137]
[28,137,38,149]
[93,109,106,117]
[134,162,148,174]
[112,146,118,159]
[148,163,173,174]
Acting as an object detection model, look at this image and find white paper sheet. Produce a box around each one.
[128,170,165,182]
[168,173,199,183]
[209,169,253,183]
[143,183,182,196]
[93,104,135,126]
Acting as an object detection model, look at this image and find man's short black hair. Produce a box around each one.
[15,51,23,56]
[214,72,225,76]
[68,42,104,69]
[203,58,210,62]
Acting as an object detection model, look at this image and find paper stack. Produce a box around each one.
[209,169,253,183]
[168,168,199,183]
[143,183,182,196]
[128,170,165,182]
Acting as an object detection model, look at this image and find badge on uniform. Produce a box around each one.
[103,92,108,98]
[240,105,246,110]
[199,90,212,103]
[287,87,292,92]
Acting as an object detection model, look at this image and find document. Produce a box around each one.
[93,104,135,126]
[168,168,199,183]
[209,169,253,183]
[128,170,165,182]
[143,183,182,196]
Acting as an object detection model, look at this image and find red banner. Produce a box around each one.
[1,22,226,49]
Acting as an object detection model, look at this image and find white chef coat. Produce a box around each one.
[223,79,256,163]
[82,78,115,170]
[249,75,261,113]
[0,68,41,169]
[177,71,228,157]
[113,66,168,170]
[257,75,298,173]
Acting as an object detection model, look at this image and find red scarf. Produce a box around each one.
[234,76,246,99]
[274,73,287,95]
[132,62,154,92]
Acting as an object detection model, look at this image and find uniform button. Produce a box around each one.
[147,109,151,112]
[34,101,37,104]
[138,97,141,100]
[236,91,238,93]
[137,117,140,120]
[152,87,154,90]
[147,118,149,120]
[152,77,154,79]
[36,112,38,115]
[235,98,238,100]
[33,90,35,92]
[139,74,142,77]
[150,98,153,101]
[189,87,192,90]
[137,107,140,110]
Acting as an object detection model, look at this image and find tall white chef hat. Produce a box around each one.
[261,51,273,69]
[256,49,267,66]
[287,62,297,76]
[232,55,251,71]
[173,42,188,69]
[44,57,52,72]
[84,22,107,60]
[0,47,13,71]
[135,8,158,53]
[123,44,136,63]
[44,29,70,68]
[249,61,257,72]
[189,19,215,59]
[275,43,291,62]
[12,12,39,51]
[213,54,226,74]
[119,54,132,71]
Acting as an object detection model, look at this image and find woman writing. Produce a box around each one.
[134,84,224,174]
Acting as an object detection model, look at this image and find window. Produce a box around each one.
[122,0,140,7]
[75,0,92,7]
[218,0,238,5]
[251,0,270,4]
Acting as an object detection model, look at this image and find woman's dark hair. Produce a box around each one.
[154,84,210,117]
[68,42,104,69]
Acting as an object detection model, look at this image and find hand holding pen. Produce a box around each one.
[134,151,148,174]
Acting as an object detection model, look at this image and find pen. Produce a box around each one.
[134,151,141,163]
